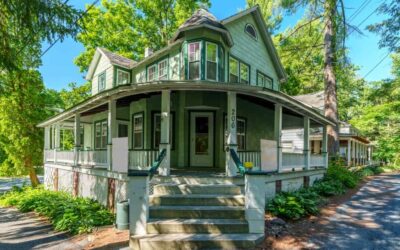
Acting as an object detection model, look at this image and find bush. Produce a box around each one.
[311,179,345,196]
[326,163,359,188]
[0,186,114,234]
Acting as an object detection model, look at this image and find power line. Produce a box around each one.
[348,5,380,36]
[363,52,391,79]
[41,0,100,57]
[348,0,372,22]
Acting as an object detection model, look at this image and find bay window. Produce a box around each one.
[188,42,201,80]
[206,42,217,81]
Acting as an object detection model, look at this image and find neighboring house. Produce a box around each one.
[282,91,373,166]
[39,7,334,249]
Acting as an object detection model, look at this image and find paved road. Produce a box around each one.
[308,174,400,249]
[0,207,83,250]
[0,176,44,194]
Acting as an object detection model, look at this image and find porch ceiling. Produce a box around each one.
[37,81,335,127]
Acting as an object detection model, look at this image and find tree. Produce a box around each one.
[0,70,49,186]
[0,0,82,71]
[59,82,91,109]
[246,0,283,33]
[75,0,210,72]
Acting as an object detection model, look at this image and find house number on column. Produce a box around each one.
[231,108,236,129]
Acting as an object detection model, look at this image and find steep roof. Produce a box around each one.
[86,48,136,80]
[171,8,233,47]
[293,91,325,110]
[98,48,136,69]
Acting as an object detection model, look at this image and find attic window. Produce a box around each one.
[245,24,257,40]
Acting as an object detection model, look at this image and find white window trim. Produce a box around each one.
[205,42,218,81]
[158,59,168,80]
[133,113,144,149]
[188,42,201,80]
[116,69,130,85]
[147,64,157,82]
[98,72,106,91]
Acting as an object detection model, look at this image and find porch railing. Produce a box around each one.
[238,151,261,170]
[310,154,325,167]
[44,149,55,162]
[282,152,305,170]
[78,149,108,167]
[55,150,74,164]
[129,149,159,170]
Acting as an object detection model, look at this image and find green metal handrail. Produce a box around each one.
[229,148,246,175]
[149,149,167,178]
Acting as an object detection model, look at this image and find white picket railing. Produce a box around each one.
[282,152,305,170]
[129,149,159,170]
[238,151,261,170]
[55,150,74,164]
[310,154,325,167]
[78,150,108,167]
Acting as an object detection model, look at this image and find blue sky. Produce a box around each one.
[39,0,393,90]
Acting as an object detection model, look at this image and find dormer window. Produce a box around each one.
[98,71,106,91]
[245,24,257,40]
[116,69,130,85]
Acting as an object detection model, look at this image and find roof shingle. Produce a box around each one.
[98,48,136,69]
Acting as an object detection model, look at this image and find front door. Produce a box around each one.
[190,112,214,167]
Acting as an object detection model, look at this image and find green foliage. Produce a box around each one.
[326,163,359,188]
[0,0,82,71]
[0,186,114,234]
[246,0,283,33]
[75,0,210,72]
[311,179,345,196]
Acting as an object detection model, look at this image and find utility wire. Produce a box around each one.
[348,0,372,22]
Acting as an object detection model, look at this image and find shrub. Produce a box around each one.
[0,186,114,234]
[326,164,359,188]
[311,179,345,196]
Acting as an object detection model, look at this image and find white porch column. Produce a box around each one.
[368,146,372,163]
[74,113,81,166]
[352,140,355,165]
[274,104,283,172]
[107,99,117,171]
[226,91,237,176]
[245,175,266,234]
[159,90,171,176]
[303,117,310,170]
[322,125,328,168]
[44,126,50,150]
[54,124,60,163]
[347,139,352,166]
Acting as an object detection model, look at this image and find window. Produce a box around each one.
[229,57,239,83]
[147,65,157,81]
[224,116,246,151]
[206,42,217,81]
[80,125,84,147]
[188,42,201,80]
[95,120,107,149]
[257,71,273,88]
[245,24,257,40]
[132,113,143,149]
[240,63,249,84]
[116,69,130,85]
[152,112,174,149]
[136,71,145,83]
[158,59,168,80]
[98,72,106,91]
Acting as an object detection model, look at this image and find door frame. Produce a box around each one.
[188,110,216,168]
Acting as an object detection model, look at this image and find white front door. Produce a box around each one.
[190,112,214,167]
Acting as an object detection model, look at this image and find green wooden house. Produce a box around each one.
[39,6,333,249]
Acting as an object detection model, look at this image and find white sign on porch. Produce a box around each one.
[112,137,128,173]
[260,139,277,171]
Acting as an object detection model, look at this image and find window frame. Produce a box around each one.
[240,62,250,84]
[151,111,175,150]
[256,70,273,88]
[132,112,144,149]
[116,69,130,85]
[158,58,168,80]
[229,54,250,84]
[94,120,108,149]
[229,56,239,83]
[147,64,157,82]
[188,41,201,80]
[223,114,247,151]
[205,41,218,81]
[244,23,258,40]
[98,71,106,91]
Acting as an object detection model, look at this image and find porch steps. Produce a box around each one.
[151,175,244,185]
[131,180,264,249]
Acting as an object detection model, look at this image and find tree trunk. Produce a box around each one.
[324,0,340,155]
[26,158,40,187]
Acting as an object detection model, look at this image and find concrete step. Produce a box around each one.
[131,233,264,250]
[149,206,245,219]
[153,184,242,195]
[147,219,249,234]
[151,176,245,185]
[149,194,245,206]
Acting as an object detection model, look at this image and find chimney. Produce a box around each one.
[144,47,153,58]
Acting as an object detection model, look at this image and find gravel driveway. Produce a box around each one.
[307,174,400,249]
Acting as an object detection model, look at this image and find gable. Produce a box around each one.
[90,53,114,95]
[224,13,281,89]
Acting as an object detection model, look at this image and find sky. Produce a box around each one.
[39,0,393,91]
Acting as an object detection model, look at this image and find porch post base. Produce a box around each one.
[245,174,266,234]
[128,175,149,236]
